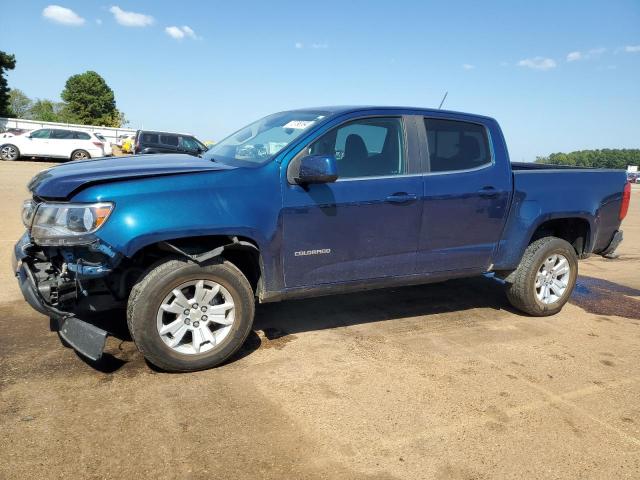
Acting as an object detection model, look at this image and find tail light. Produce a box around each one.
[92,141,104,148]
[619,182,631,221]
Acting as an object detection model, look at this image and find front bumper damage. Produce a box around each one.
[12,232,122,361]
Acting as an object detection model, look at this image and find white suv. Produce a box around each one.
[0,128,109,161]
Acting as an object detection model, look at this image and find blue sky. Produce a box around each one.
[2,0,639,161]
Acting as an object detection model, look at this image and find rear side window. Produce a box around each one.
[424,118,491,172]
[51,130,75,139]
[160,134,179,146]
[141,133,159,144]
[74,131,91,140]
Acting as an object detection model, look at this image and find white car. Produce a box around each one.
[1,128,31,139]
[0,128,108,161]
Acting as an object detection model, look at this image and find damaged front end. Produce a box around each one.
[13,229,132,361]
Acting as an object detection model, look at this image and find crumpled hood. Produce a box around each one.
[28,153,236,199]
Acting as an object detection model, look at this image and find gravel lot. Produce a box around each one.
[1,161,639,479]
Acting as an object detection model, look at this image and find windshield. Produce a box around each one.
[205,110,329,165]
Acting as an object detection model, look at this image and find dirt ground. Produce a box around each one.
[1,161,639,480]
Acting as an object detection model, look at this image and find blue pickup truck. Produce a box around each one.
[13,106,630,371]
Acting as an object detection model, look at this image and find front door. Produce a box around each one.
[417,117,512,273]
[21,128,51,156]
[282,116,423,288]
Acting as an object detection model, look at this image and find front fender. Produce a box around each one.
[71,165,285,292]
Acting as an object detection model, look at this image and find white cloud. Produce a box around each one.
[625,45,640,53]
[42,5,85,26]
[567,51,582,62]
[181,26,196,39]
[109,6,154,27]
[295,42,328,49]
[165,26,184,39]
[462,63,475,70]
[567,47,606,62]
[165,25,198,40]
[589,47,606,56]
[517,57,557,70]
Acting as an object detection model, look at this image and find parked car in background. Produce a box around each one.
[1,128,31,139]
[134,130,208,156]
[94,133,113,156]
[0,128,108,161]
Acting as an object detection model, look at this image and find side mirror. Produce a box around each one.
[291,155,338,185]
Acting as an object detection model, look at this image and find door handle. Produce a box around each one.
[478,186,499,198]
[385,192,417,204]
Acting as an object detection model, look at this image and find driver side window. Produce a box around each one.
[180,136,200,151]
[307,117,405,178]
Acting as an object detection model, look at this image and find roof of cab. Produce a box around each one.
[288,105,496,122]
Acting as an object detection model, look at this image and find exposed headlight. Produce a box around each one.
[29,202,114,246]
[21,199,36,228]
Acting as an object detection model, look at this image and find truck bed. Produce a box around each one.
[492,165,628,269]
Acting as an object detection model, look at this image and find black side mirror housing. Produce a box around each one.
[290,155,338,185]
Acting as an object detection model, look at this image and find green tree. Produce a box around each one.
[8,89,32,118]
[535,149,640,169]
[0,50,16,117]
[28,99,63,122]
[60,71,125,127]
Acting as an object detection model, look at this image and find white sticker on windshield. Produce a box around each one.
[283,120,314,129]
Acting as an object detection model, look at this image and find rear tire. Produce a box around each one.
[506,236,578,316]
[127,257,255,372]
[71,149,90,161]
[0,144,20,161]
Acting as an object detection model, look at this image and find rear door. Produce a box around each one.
[417,117,512,273]
[50,129,76,157]
[281,114,423,287]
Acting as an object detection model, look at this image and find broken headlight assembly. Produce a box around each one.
[23,200,114,246]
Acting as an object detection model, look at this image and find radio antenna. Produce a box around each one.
[438,91,448,109]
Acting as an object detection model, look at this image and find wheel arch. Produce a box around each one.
[128,234,264,296]
[528,216,592,257]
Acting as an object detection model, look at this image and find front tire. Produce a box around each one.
[127,258,255,372]
[506,237,578,316]
[0,144,20,161]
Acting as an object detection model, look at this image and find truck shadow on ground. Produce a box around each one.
[253,275,513,338]
[71,276,512,373]
[64,274,640,373]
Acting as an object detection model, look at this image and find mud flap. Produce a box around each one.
[601,230,623,258]
[58,317,108,362]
